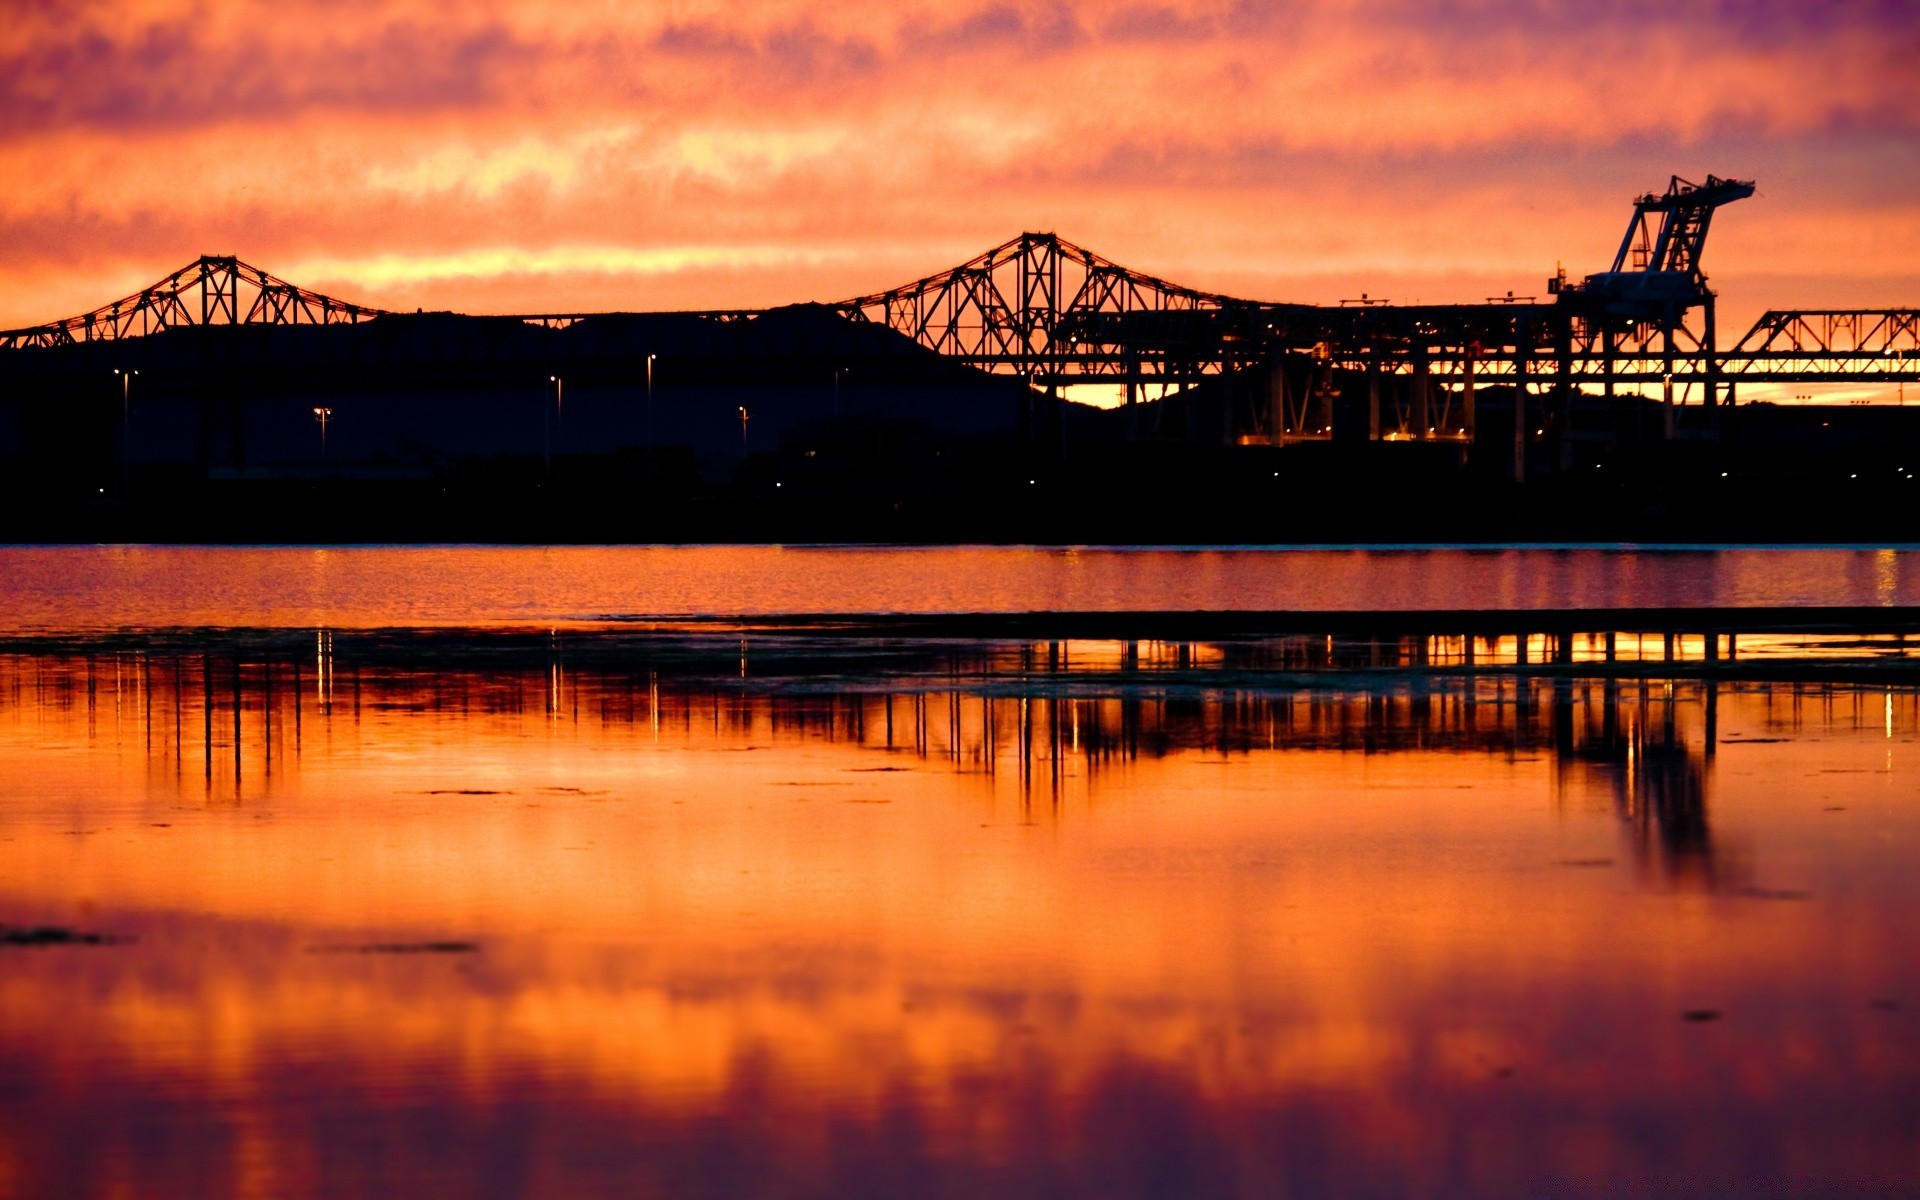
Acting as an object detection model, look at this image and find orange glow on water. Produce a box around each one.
[5,545,1920,630]
[2,638,1917,1195]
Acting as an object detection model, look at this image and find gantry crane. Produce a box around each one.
[1556,174,1756,318]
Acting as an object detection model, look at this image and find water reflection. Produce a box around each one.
[2,627,1917,1198]
[11,628,1918,874]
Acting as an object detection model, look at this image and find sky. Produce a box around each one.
[1,0,1916,343]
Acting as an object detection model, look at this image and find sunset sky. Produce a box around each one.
[2,0,1915,335]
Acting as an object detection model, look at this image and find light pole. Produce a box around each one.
[311,407,332,460]
[645,353,655,486]
[546,375,563,482]
[113,368,137,496]
[738,406,750,457]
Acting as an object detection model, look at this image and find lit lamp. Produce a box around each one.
[113,368,138,495]
[312,407,332,460]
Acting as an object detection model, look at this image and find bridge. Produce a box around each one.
[4,175,1917,456]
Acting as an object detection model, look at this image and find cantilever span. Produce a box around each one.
[836,230,1258,363]
[1,231,1254,359]
[0,255,387,351]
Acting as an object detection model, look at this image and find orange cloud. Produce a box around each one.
[1,1,1914,332]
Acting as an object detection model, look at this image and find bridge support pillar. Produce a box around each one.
[1267,363,1287,445]
[1555,324,1574,473]
[1462,351,1477,453]
[1513,333,1529,485]
[1366,353,1380,441]
[1412,353,1430,438]
[1704,294,1720,408]
[1662,302,1678,439]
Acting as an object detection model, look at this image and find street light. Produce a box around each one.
[738,406,750,456]
[312,407,332,460]
[546,375,563,481]
[645,353,656,486]
[112,368,137,496]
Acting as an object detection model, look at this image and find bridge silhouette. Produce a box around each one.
[6,186,1916,458]
[4,175,1920,529]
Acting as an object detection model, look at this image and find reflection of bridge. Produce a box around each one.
[7,627,1917,886]
[5,176,1916,456]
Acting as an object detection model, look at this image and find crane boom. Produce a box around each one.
[1558,174,1755,318]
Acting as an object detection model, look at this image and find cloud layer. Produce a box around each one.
[2,0,1915,333]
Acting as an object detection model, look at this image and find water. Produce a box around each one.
[2,551,1917,1197]
[1,544,1918,629]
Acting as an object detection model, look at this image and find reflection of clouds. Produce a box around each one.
[1,903,1914,1199]
[2,636,1918,1195]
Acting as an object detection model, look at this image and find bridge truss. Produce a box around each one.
[0,255,386,351]
[828,229,1919,441]
[837,231,1281,382]
[4,206,1917,449]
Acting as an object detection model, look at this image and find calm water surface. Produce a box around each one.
[2,544,1919,628]
[1,625,1916,1198]
[3,549,1919,1196]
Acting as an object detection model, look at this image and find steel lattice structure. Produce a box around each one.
[0,255,386,351]
[835,231,1266,381]
[5,179,1918,437]
[1720,310,1920,381]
